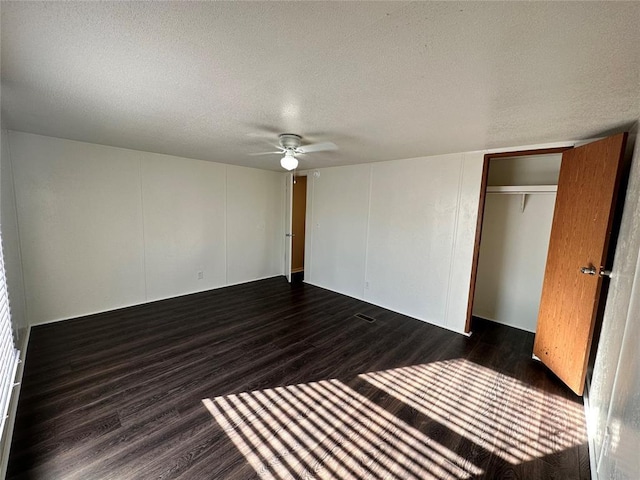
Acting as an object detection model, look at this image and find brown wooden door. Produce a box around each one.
[534,133,627,395]
[291,176,307,273]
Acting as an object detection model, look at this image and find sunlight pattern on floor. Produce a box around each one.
[203,379,483,480]
[359,359,587,465]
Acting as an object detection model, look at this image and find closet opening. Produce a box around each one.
[465,147,571,334]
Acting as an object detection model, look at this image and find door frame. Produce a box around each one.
[464,146,573,333]
[284,172,309,282]
[284,173,293,282]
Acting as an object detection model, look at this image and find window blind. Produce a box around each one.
[0,229,19,439]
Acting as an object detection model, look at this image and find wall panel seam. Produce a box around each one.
[308,173,315,282]
[224,165,228,285]
[138,156,148,301]
[362,164,373,299]
[443,155,465,329]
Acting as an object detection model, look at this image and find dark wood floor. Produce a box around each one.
[7,277,589,479]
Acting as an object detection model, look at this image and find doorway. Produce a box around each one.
[291,175,307,282]
[465,147,571,332]
[471,153,563,333]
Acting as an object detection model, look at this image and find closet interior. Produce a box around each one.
[472,153,562,333]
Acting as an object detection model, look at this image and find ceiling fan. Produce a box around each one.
[249,133,338,171]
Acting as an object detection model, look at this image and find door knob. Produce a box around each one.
[580,266,597,275]
[285,233,295,237]
[580,265,613,277]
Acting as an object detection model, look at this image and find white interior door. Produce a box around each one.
[284,173,293,282]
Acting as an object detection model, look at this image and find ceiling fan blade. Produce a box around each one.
[248,151,283,156]
[297,142,338,154]
[245,134,282,149]
[245,123,284,135]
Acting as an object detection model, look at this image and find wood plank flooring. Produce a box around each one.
[7,277,589,479]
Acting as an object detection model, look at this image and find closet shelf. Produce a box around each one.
[486,185,557,194]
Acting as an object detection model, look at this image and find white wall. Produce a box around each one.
[305,152,484,333]
[304,165,371,299]
[472,194,556,332]
[141,154,227,300]
[6,131,284,325]
[487,154,561,185]
[366,155,462,325]
[588,130,640,479]
[226,165,284,285]
[10,133,146,324]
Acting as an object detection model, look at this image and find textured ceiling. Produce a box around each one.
[1,1,639,171]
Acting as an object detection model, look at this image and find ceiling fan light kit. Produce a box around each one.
[280,151,299,171]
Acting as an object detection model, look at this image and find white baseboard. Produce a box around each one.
[30,274,284,327]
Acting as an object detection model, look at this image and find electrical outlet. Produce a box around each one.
[365,281,370,289]
[197,271,203,280]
